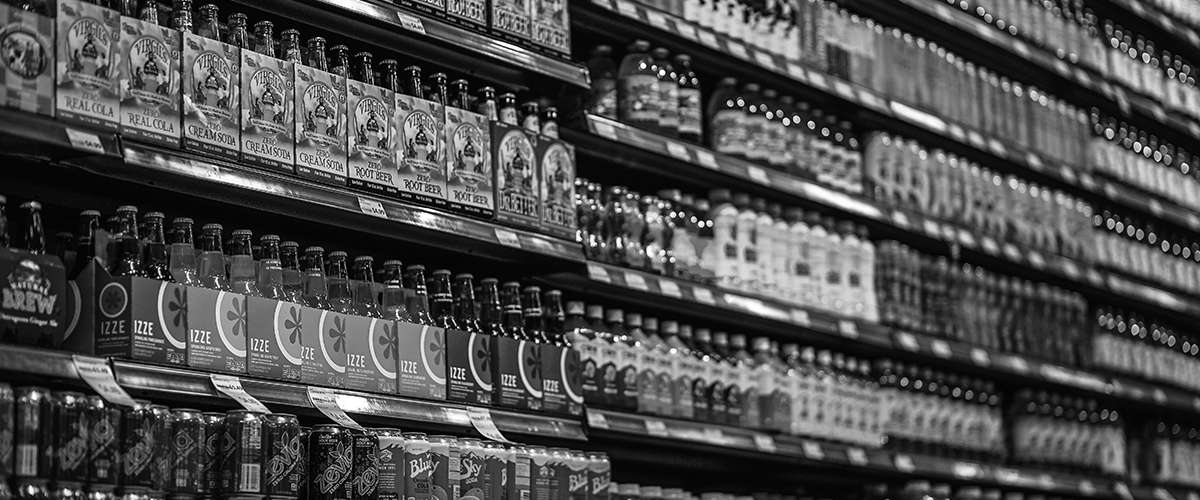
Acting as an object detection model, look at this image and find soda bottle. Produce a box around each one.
[380,60,401,93]
[617,40,659,130]
[71,210,101,279]
[585,45,618,119]
[228,230,261,296]
[498,93,518,125]
[195,4,220,40]
[430,270,459,330]
[541,106,559,138]
[520,101,540,133]
[606,309,639,411]
[326,252,355,314]
[168,218,200,285]
[707,78,745,157]
[403,66,423,98]
[329,45,351,77]
[139,0,159,24]
[674,54,702,143]
[253,21,275,57]
[279,241,304,302]
[520,286,547,407]
[141,212,170,281]
[626,313,658,415]
[402,265,434,325]
[0,195,7,249]
[280,29,303,63]
[352,257,381,318]
[18,201,44,254]
[380,260,409,322]
[651,48,679,137]
[694,328,726,423]
[353,52,375,84]
[305,37,327,71]
[476,86,498,121]
[197,224,230,289]
[256,235,286,300]
[112,206,144,277]
[742,83,769,163]
[450,79,471,110]
[226,13,250,49]
[427,73,448,106]
[703,189,739,289]
[302,246,331,310]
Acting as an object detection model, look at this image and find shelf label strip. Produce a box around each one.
[307,387,365,430]
[468,407,512,442]
[73,355,138,407]
[211,374,271,413]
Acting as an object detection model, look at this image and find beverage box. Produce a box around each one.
[299,305,345,388]
[347,77,398,196]
[55,0,120,130]
[541,342,583,416]
[445,0,486,33]
[489,0,530,46]
[445,105,494,218]
[118,16,181,147]
[294,64,348,186]
[395,94,446,207]
[240,50,295,173]
[0,248,67,348]
[80,262,187,365]
[395,0,446,20]
[445,327,492,405]
[344,310,398,394]
[536,136,576,239]
[395,320,447,400]
[181,32,239,160]
[246,296,304,382]
[493,335,541,411]
[185,285,246,374]
[530,0,570,58]
[491,121,541,230]
[0,5,54,116]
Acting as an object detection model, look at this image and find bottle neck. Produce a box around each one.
[256,256,286,301]
[229,254,261,297]
[381,281,408,321]
[198,246,230,290]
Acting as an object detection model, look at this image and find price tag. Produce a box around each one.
[894,454,915,472]
[1085,269,1105,286]
[645,10,669,30]
[981,236,1000,255]
[307,387,365,430]
[931,340,952,359]
[726,41,749,60]
[807,72,828,90]
[1053,59,1070,76]
[896,332,920,352]
[1027,250,1046,268]
[753,50,776,69]
[947,124,966,142]
[701,428,724,444]
[857,91,888,111]
[1155,489,1176,500]
[494,229,522,248]
[357,197,388,219]
[922,219,941,237]
[65,128,106,154]
[676,23,698,41]
[1079,480,1097,496]
[987,139,1007,156]
[801,440,824,460]
[1060,165,1078,183]
[1114,483,1134,500]
[753,434,777,453]
[692,287,716,305]
[1003,355,1031,374]
[786,63,806,80]
[624,272,650,291]
[587,410,610,429]
[837,320,858,339]
[72,355,138,407]
[615,0,639,17]
[1192,397,1200,413]
[833,81,854,98]
[659,280,683,298]
[790,309,811,327]
[587,262,612,283]
[1153,388,1168,404]
[395,11,427,34]
[957,230,976,248]
[953,461,983,479]
[695,150,719,170]
[967,131,985,149]
[1025,153,1044,171]
[698,30,720,48]
[593,121,618,140]
[846,447,868,466]
[1061,260,1081,279]
[666,141,691,161]
[211,375,270,413]
[1148,199,1164,217]
[891,211,911,229]
[467,407,512,442]
[644,419,670,437]
[1012,41,1031,59]
[746,166,770,184]
[1002,244,1022,261]
[970,348,991,367]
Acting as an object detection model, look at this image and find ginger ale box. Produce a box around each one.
[0,249,67,348]
[445,106,493,218]
[445,327,492,405]
[537,136,576,239]
[55,0,120,130]
[294,64,347,186]
[491,121,541,230]
[299,305,344,388]
[347,78,398,196]
[185,286,247,374]
[344,312,398,394]
[394,94,446,207]
[446,0,486,33]
[87,263,187,366]
[489,0,530,46]
[395,320,446,400]
[240,51,295,173]
[530,0,570,58]
[0,5,54,117]
[118,17,181,147]
[181,33,239,160]
[246,296,304,382]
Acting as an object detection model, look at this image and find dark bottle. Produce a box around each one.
[454,274,481,333]
[543,290,566,342]
[71,210,101,279]
[476,87,498,121]
[520,101,540,133]
[499,282,527,340]
[280,29,303,64]
[617,40,659,129]
[450,79,471,110]
[713,331,743,426]
[167,2,188,30]
[585,45,618,119]
[52,232,73,267]
[256,235,286,301]
[196,4,220,40]
[352,257,381,318]
[606,308,638,411]
[427,73,448,106]
[10,0,49,15]
[228,230,261,297]
[302,246,331,310]
[116,0,136,18]
[353,52,374,84]
[19,201,45,255]
[402,265,434,326]
[139,0,159,24]
[141,212,171,281]
[380,260,409,322]
[479,278,505,337]
[694,328,726,423]
[541,289,577,415]
[226,14,250,49]
[279,241,305,303]
[497,93,518,125]
[674,54,702,143]
[252,21,275,57]
[197,223,229,289]
[329,46,351,78]
[112,206,144,277]
[306,37,328,71]
[521,286,547,344]
[0,195,8,248]
[429,269,459,330]
[380,60,401,93]
[326,251,355,314]
[403,66,423,98]
[541,107,559,138]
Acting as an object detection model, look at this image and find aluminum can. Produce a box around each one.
[294,428,311,500]
[584,453,609,500]
[401,433,431,500]
[371,430,403,500]
[505,445,529,500]
[307,425,353,500]
[527,446,551,500]
[167,409,202,495]
[0,382,14,477]
[50,391,88,483]
[15,387,52,479]
[479,443,505,500]
[547,448,571,500]
[219,411,263,494]
[85,396,121,485]
[565,451,587,500]
[12,479,49,500]
[262,414,301,499]
[119,400,155,488]
[197,413,223,495]
[426,436,454,500]
[351,433,379,500]
[84,485,116,500]
[149,405,174,492]
[455,439,482,500]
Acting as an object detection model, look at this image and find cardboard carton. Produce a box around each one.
[395,320,446,400]
[530,0,570,58]
[395,94,446,207]
[294,64,348,186]
[246,296,304,382]
[347,78,398,196]
[0,5,54,116]
[491,121,540,229]
[181,32,239,159]
[445,106,494,218]
[185,285,245,373]
[87,262,187,365]
[240,51,294,173]
[344,313,398,393]
[118,16,181,147]
[492,335,541,411]
[445,328,492,405]
[56,0,120,130]
[537,136,576,239]
[0,249,67,348]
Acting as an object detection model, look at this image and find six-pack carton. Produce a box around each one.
[90,262,188,365]
[117,16,181,147]
[0,5,54,116]
[185,285,247,374]
[445,326,492,405]
[537,136,576,238]
[1,249,67,349]
[531,0,570,58]
[394,94,447,207]
[294,63,348,186]
[347,76,398,196]
[240,50,294,172]
[246,295,304,382]
[445,104,493,218]
[491,121,541,230]
[181,32,240,159]
[56,0,120,130]
[395,319,447,400]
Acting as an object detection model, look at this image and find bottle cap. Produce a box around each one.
[730,334,747,348]
[732,193,751,207]
[232,229,252,237]
[432,269,451,276]
[454,273,473,280]
[543,290,561,298]
[751,197,767,212]
[479,277,498,284]
[329,251,348,258]
[660,320,678,334]
[591,44,612,55]
[260,234,279,243]
[145,211,164,219]
[304,246,324,253]
[604,308,624,322]
[522,285,541,293]
[673,53,691,64]
[117,205,138,213]
[642,317,658,332]
[354,51,373,59]
[624,313,641,327]
[202,223,223,231]
[651,47,670,59]
[280,241,299,249]
[406,264,426,272]
[567,301,585,315]
[585,304,603,318]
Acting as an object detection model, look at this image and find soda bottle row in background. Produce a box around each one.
[1006,389,1127,476]
[874,360,1005,460]
[1089,306,1200,394]
[1092,210,1200,296]
[1088,117,1200,214]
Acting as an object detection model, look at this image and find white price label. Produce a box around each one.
[676,23,698,41]
[658,280,683,298]
[645,10,669,29]
[1149,199,1165,217]
[645,419,669,437]
[1053,59,1070,76]
[1027,251,1046,268]
[790,309,811,327]
[947,124,966,141]
[701,428,724,444]
[698,30,720,48]
[921,219,940,237]
[467,407,511,442]
[837,320,858,339]
[891,211,911,228]
[753,434,777,453]
[894,454,915,472]
[1025,153,1044,171]
[396,11,427,34]
[857,90,888,111]
[587,410,610,429]
[587,262,612,283]
[953,462,983,479]
[987,139,1007,156]
[967,131,985,148]
[593,121,618,140]
[1153,388,1168,404]
[307,387,365,430]
[1079,480,1097,496]
[72,355,138,407]
[726,41,749,60]
[957,230,977,248]
[833,81,854,98]
[695,150,719,169]
[1061,261,1081,279]
[65,128,106,154]
[746,166,770,184]
[786,63,806,80]
[931,340,952,359]
[753,50,776,69]
[1004,355,1031,374]
[624,272,650,291]
[1002,244,1022,261]
[211,375,270,413]
[1115,483,1134,500]
[970,348,991,367]
[1154,488,1174,500]
[807,72,828,89]
[1192,397,1200,413]
[801,440,824,460]
[896,332,920,352]
[846,447,868,466]
[666,141,691,161]
[981,237,1000,255]
[358,197,388,219]
[494,229,522,248]
[615,0,639,17]
[693,287,716,305]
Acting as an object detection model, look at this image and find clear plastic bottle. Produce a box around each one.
[586,45,618,119]
[703,189,740,289]
[674,54,703,144]
[742,83,770,163]
[707,78,746,157]
[652,48,680,137]
[733,194,758,291]
[617,40,660,130]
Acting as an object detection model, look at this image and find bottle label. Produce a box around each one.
[677,88,702,136]
[615,343,639,409]
[743,114,769,161]
[617,73,658,124]
[636,349,659,414]
[588,78,617,119]
[657,80,679,130]
[711,109,747,156]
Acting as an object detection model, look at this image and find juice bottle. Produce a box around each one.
[618,40,660,130]
[707,78,746,157]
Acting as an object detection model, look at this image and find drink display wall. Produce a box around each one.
[4,0,1200,498]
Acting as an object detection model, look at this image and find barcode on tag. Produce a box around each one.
[16,445,36,476]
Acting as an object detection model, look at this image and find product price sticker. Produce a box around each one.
[894,454,915,472]
[930,340,952,359]
[1025,153,1044,171]
[307,387,365,430]
[986,139,1006,156]
[786,63,806,80]
[790,309,811,328]
[980,236,1000,255]
[837,320,857,339]
[644,419,669,437]
[806,72,828,90]
[623,272,650,291]
[890,211,910,229]
[66,128,106,154]
[493,229,522,248]
[726,41,749,60]
[953,462,983,479]
[753,51,776,69]
[658,280,682,298]
[833,81,854,99]
[753,434,777,453]
[692,287,716,305]
[1026,251,1046,269]
[969,348,990,367]
[587,263,612,283]
[357,197,388,219]
[746,166,770,184]
[701,428,724,445]
[966,131,986,149]
[587,410,610,429]
[593,120,619,140]
[615,0,639,18]
[1053,59,1071,76]
[73,355,138,407]
[468,407,512,442]
[645,10,669,30]
[395,11,427,34]
[1155,489,1176,500]
[694,150,720,169]
[857,90,887,111]
[896,332,919,352]
[1114,483,1134,500]
[698,30,720,48]
[665,141,691,161]
[1078,480,1097,496]
[1002,244,1022,262]
[675,23,698,41]
[211,374,271,413]
[846,447,868,466]
[801,441,824,460]
[946,124,966,142]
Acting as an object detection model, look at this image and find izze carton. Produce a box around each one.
[118,16,181,147]
[240,50,294,173]
[347,76,397,196]
[344,281,398,393]
[537,136,576,239]
[541,340,583,416]
[299,305,343,388]
[181,32,239,159]
[0,5,54,116]
[185,286,246,374]
[294,63,347,186]
[492,121,541,230]
[90,263,187,365]
[493,323,541,411]
[531,0,570,58]
[56,0,120,130]
[445,104,494,218]
[395,319,446,400]
[246,295,304,382]
[394,94,446,207]
[1,249,67,348]
[445,326,492,405]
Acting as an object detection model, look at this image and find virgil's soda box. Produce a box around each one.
[537,136,576,239]
[293,40,348,187]
[118,15,181,147]
[181,5,240,160]
[347,56,398,197]
[445,89,493,218]
[56,0,120,130]
[240,22,295,173]
[492,120,541,230]
[395,83,446,208]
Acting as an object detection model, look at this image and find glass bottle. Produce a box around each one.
[379,59,400,93]
[403,66,423,98]
[302,246,331,310]
[540,106,559,138]
[380,260,408,322]
[585,45,618,119]
[454,274,481,333]
[326,251,354,314]
[280,29,303,64]
[353,52,374,84]
[521,286,547,344]
[168,217,200,285]
[427,72,448,106]
[520,101,540,132]
[256,235,286,301]
[252,21,275,57]
[197,224,229,289]
[139,0,158,24]
[450,79,471,110]
[476,86,498,121]
[328,45,351,77]
[226,13,250,49]
[430,269,459,330]
[279,241,305,303]
[403,265,434,325]
[195,4,220,41]
[71,210,101,279]
[694,328,726,423]
[617,40,659,129]
[674,54,702,143]
[499,282,528,341]
[498,93,518,125]
[479,278,506,338]
[112,206,143,277]
[0,195,7,249]
[141,212,171,281]
[228,230,261,297]
[18,201,44,255]
[652,47,679,137]
[351,257,381,318]
[306,37,328,71]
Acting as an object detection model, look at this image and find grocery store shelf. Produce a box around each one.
[0,109,121,161]
[0,344,585,440]
[1098,0,1200,66]
[228,0,590,89]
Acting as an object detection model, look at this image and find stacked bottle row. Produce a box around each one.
[874,361,1005,459]
[876,481,1078,500]
[863,132,1095,262]
[575,179,879,319]
[1092,209,1200,295]
[1138,0,1200,31]
[1087,115,1200,213]
[877,242,1088,367]
[566,305,884,447]
[1007,389,1127,477]
[586,42,863,195]
[1136,420,1200,488]
[958,0,1200,121]
[610,485,760,500]
[1089,306,1200,393]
